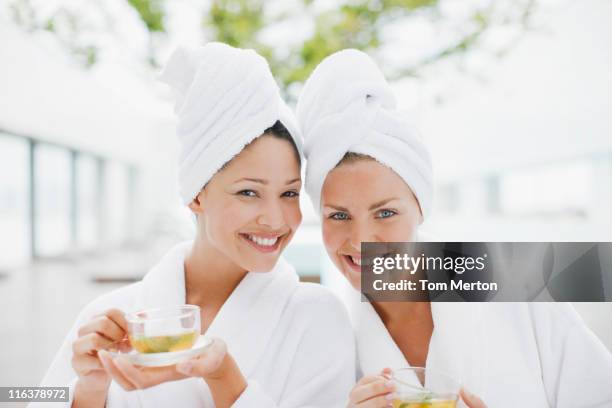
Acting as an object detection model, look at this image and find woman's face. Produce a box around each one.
[321,158,422,289]
[190,135,302,272]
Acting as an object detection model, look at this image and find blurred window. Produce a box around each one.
[34,143,71,257]
[76,154,98,249]
[105,162,129,244]
[0,133,30,268]
[499,161,590,218]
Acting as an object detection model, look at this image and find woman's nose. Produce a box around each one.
[256,198,285,230]
[349,221,374,250]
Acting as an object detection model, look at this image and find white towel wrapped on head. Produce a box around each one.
[296,49,433,219]
[160,42,302,205]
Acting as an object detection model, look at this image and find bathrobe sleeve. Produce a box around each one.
[530,303,612,408]
[30,284,138,408]
[232,288,356,408]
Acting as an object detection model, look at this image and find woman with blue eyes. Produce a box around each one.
[297,49,612,408]
[38,43,355,408]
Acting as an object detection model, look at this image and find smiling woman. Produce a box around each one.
[188,128,302,273]
[321,155,422,289]
[297,48,612,408]
[36,43,355,408]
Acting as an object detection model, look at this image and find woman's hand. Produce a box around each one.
[98,338,246,407]
[97,350,187,391]
[96,337,226,389]
[72,308,130,391]
[71,308,130,408]
[460,388,487,408]
[348,368,395,408]
[177,339,247,407]
[174,337,228,380]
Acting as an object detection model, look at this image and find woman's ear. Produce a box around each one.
[188,193,204,214]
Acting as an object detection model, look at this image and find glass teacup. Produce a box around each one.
[392,367,460,408]
[126,305,201,354]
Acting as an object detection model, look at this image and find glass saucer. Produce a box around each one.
[110,335,213,367]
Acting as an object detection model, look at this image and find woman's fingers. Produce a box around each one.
[354,393,394,408]
[93,335,227,392]
[380,367,392,379]
[116,338,133,353]
[74,309,129,357]
[355,374,385,386]
[78,310,127,342]
[176,338,227,377]
[73,333,115,356]
[104,309,129,333]
[113,356,186,389]
[112,357,147,389]
[72,353,104,375]
[460,388,487,408]
[98,350,136,391]
[71,309,130,393]
[349,377,394,405]
[77,316,123,343]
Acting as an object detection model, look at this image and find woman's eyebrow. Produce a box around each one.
[285,178,301,185]
[368,198,399,211]
[234,177,301,185]
[234,177,267,184]
[324,204,349,212]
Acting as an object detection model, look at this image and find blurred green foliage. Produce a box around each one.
[9,0,99,67]
[203,0,447,87]
[207,0,275,74]
[281,0,440,85]
[203,0,532,91]
[127,0,165,32]
[8,0,535,90]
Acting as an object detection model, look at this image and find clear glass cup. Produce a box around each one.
[126,305,201,354]
[392,367,460,408]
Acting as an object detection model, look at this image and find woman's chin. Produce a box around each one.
[241,257,279,273]
[236,236,289,272]
[339,265,361,290]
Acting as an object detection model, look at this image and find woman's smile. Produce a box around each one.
[341,253,362,274]
[239,232,287,254]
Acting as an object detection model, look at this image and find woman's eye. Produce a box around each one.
[330,212,349,221]
[282,190,299,198]
[377,209,397,219]
[237,190,257,197]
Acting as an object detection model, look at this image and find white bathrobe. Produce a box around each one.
[351,299,612,407]
[35,242,355,407]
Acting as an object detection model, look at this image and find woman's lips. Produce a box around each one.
[239,233,284,254]
[342,254,362,274]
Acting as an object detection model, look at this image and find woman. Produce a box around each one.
[37,43,355,408]
[296,49,612,408]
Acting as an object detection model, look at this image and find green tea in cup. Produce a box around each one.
[392,398,457,408]
[129,331,198,353]
[126,305,201,354]
[392,368,459,408]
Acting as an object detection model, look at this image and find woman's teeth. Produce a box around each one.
[247,235,278,247]
[351,256,362,266]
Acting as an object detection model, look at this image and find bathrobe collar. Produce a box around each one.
[135,241,300,377]
[352,299,488,395]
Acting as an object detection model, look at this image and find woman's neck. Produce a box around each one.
[371,301,432,326]
[371,301,434,369]
[184,235,248,309]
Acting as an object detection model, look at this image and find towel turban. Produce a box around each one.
[159,42,302,205]
[296,49,433,219]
